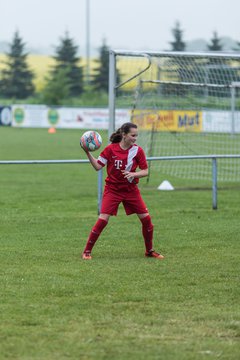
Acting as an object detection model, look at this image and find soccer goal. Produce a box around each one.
[108,50,240,182]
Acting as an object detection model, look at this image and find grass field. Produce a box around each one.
[0,127,240,360]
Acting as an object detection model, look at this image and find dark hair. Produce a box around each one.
[109,122,138,143]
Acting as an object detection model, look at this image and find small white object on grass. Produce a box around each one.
[157,180,174,191]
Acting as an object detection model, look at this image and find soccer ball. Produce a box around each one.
[80,131,102,152]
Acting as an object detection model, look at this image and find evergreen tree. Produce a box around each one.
[0,31,35,99]
[42,67,71,105]
[92,39,120,92]
[51,32,83,96]
[166,22,186,96]
[170,21,186,51]
[207,31,222,51]
[207,32,231,97]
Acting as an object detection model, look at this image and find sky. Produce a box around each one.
[1,0,239,55]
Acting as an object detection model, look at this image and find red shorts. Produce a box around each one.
[100,184,148,216]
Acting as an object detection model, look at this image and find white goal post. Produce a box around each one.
[108,50,240,182]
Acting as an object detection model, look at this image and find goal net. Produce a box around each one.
[109,50,240,182]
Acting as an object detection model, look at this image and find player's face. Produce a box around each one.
[123,127,138,146]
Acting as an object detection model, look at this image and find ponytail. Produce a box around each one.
[109,122,137,143]
[109,128,122,143]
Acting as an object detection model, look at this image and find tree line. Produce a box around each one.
[0,31,115,105]
[0,22,239,105]
[169,21,235,52]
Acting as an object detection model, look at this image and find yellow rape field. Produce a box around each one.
[0,53,148,91]
[0,54,99,91]
[0,54,53,91]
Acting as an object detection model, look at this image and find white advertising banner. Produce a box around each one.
[11,105,130,129]
[11,105,240,134]
[11,105,49,128]
[203,111,240,133]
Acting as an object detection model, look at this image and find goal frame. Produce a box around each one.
[108,49,240,137]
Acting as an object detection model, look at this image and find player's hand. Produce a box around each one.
[80,142,89,153]
[121,170,135,179]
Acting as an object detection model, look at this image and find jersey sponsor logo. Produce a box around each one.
[114,159,123,169]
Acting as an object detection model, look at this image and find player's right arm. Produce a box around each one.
[81,147,103,171]
[81,142,110,171]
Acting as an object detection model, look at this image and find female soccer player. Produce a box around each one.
[80,122,164,260]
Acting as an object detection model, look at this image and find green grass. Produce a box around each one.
[0,127,240,359]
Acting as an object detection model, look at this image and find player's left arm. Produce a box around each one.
[122,146,148,179]
[122,167,148,179]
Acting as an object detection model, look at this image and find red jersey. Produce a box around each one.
[97,143,148,188]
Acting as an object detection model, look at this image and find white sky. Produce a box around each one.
[1,0,239,54]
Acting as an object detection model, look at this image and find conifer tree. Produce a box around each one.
[92,39,120,92]
[167,22,186,95]
[42,67,71,105]
[51,32,83,96]
[170,21,186,51]
[207,32,230,97]
[207,31,222,51]
[0,31,35,99]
